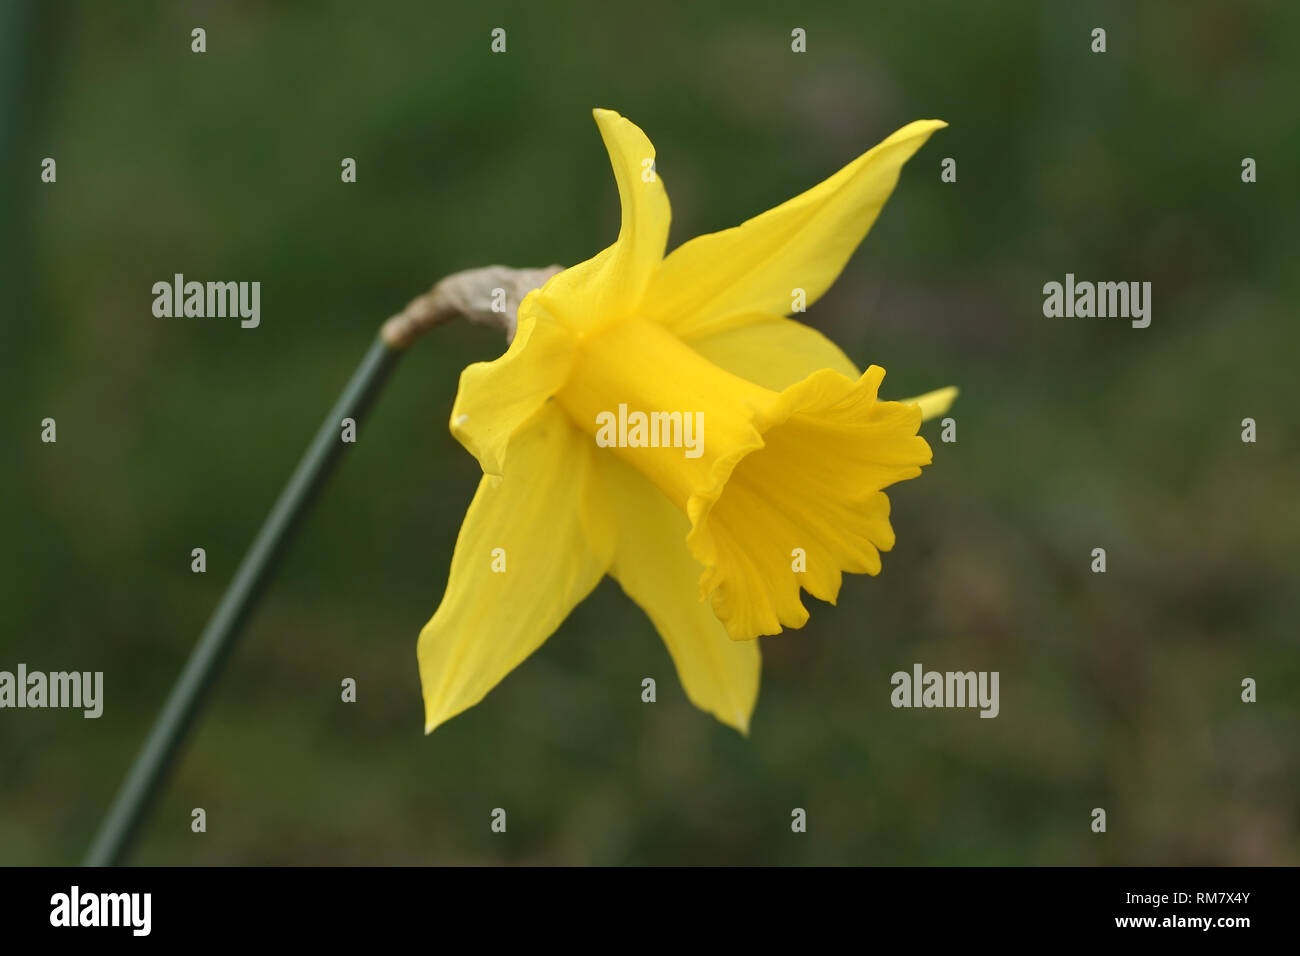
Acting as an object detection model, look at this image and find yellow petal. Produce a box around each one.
[686,313,859,390]
[594,449,760,734]
[449,110,673,476]
[691,315,959,422]
[645,119,946,341]
[531,108,671,334]
[448,302,577,477]
[554,319,931,642]
[419,404,613,733]
[900,385,958,421]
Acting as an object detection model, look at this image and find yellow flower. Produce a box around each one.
[419,109,955,735]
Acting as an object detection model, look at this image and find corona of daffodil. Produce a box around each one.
[418,109,955,735]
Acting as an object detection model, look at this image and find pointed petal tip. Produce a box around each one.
[902,385,959,421]
[715,703,752,736]
[422,699,442,735]
[424,704,455,736]
[890,118,948,144]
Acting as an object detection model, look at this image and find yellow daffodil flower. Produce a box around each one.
[419,109,956,735]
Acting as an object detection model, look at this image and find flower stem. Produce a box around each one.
[83,264,560,866]
[83,334,402,866]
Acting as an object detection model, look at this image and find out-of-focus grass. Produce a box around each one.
[1,0,1296,864]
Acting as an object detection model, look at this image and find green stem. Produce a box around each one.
[84,334,403,866]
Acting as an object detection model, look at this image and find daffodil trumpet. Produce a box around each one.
[418,109,957,735]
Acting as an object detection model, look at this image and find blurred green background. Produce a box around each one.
[2,0,1297,865]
